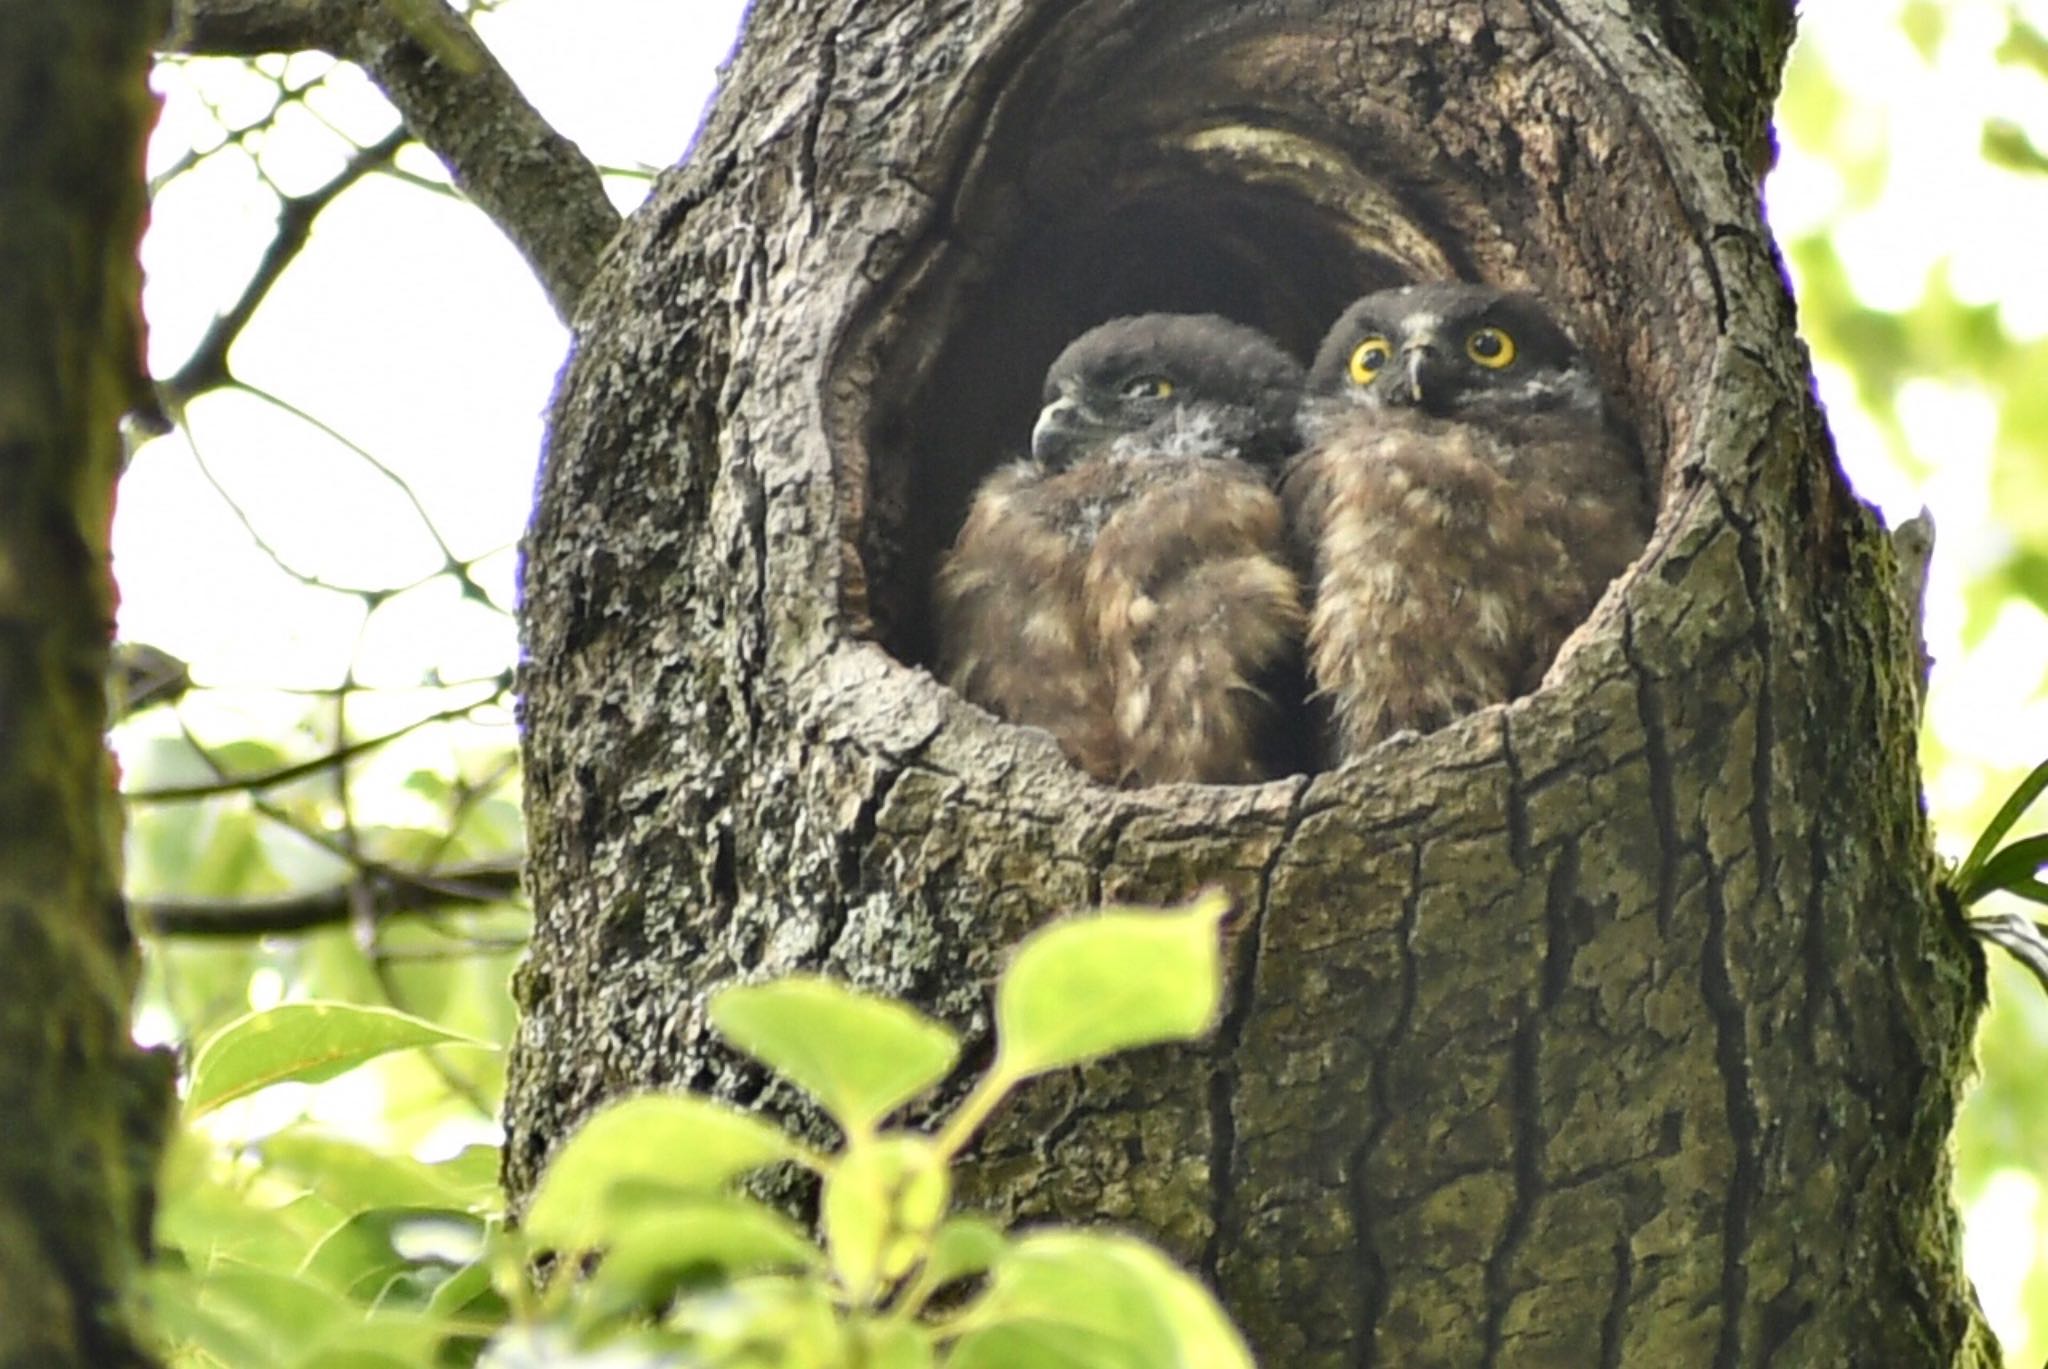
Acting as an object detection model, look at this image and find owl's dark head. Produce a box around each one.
[1304,283,1599,425]
[1032,314,1305,470]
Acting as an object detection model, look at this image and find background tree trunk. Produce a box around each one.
[508,0,1995,1362]
[0,2,175,1364]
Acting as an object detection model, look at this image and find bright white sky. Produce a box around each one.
[122,0,2048,1354]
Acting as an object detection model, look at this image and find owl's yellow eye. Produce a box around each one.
[1466,327,1517,369]
[1120,375,1175,400]
[1348,336,1394,384]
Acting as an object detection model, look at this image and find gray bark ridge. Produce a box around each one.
[511,1,1993,1364]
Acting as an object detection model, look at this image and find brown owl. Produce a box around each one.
[934,314,1307,786]
[1284,283,1651,761]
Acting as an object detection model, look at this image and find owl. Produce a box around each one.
[934,314,1307,786]
[1284,283,1651,761]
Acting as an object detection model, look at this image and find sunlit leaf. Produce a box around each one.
[1957,760,2048,895]
[288,1312,449,1369]
[300,1207,483,1303]
[257,1130,498,1214]
[190,1266,355,1364]
[822,1136,948,1303]
[858,1320,934,1369]
[948,1231,1253,1369]
[1962,835,2048,907]
[583,1197,821,1318]
[993,893,1229,1080]
[711,976,960,1135]
[1999,16,2048,78]
[144,1266,271,1369]
[664,1274,843,1363]
[1984,121,2048,177]
[523,1095,796,1251]
[186,1002,490,1117]
[923,1215,1006,1292]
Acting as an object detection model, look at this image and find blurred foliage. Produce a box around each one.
[118,1,2048,1366]
[1776,3,2048,1362]
[144,896,1251,1366]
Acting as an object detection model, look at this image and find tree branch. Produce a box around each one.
[164,0,619,321]
[132,859,524,937]
[125,687,508,803]
[163,0,337,54]
[163,124,409,400]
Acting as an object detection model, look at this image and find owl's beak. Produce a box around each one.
[1401,345,1432,404]
[1396,344,1452,412]
[1031,394,1087,464]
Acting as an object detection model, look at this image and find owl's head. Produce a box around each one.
[1304,283,1600,425]
[1031,314,1304,470]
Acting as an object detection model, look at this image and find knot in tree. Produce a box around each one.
[508,2,1992,1363]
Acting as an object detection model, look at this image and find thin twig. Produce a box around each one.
[128,689,508,803]
[162,123,410,401]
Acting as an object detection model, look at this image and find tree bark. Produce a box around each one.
[509,1,1994,1363]
[0,2,175,1364]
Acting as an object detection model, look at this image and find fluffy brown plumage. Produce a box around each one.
[1284,283,1651,760]
[935,314,1306,786]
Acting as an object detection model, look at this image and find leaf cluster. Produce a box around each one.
[144,895,1257,1368]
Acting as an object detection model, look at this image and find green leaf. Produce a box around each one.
[300,1207,483,1303]
[1961,834,2048,907]
[2002,16,2048,79]
[185,1003,490,1117]
[422,1251,504,1325]
[857,1319,935,1369]
[711,976,960,1135]
[1957,759,2048,894]
[155,1137,347,1275]
[523,1095,796,1251]
[823,1136,949,1304]
[257,1131,498,1214]
[664,1274,844,1363]
[583,1197,821,1319]
[144,1267,273,1369]
[993,893,1229,1081]
[287,1312,449,1369]
[948,1231,1253,1369]
[1983,121,2048,177]
[203,1265,357,1333]
[923,1216,1006,1291]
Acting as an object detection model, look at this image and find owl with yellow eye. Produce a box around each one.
[936,313,1309,786]
[1281,282,1652,761]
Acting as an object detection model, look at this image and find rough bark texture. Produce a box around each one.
[0,2,176,1363]
[510,1,1992,1363]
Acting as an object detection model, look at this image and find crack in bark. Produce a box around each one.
[1351,839,1426,1368]
[825,762,906,960]
[1201,781,1308,1289]
[1088,805,1145,907]
[1500,712,1531,872]
[794,10,843,238]
[1480,840,1580,1367]
[1598,1232,1637,1368]
[1700,856,1762,1369]
[1712,451,1781,892]
[1620,606,1680,932]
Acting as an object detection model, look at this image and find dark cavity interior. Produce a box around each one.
[836,21,1707,684]
[854,172,1468,668]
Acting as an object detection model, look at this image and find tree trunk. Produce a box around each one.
[508,1,1994,1362]
[0,2,174,1364]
